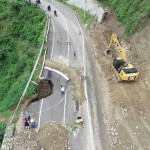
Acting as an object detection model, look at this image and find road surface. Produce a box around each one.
[27,0,107,150]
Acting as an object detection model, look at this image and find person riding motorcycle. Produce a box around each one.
[54,10,57,16]
[36,0,40,4]
[48,5,51,11]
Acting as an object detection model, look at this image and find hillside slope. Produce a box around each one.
[0,0,46,144]
[0,0,46,113]
[97,0,150,35]
[89,1,150,149]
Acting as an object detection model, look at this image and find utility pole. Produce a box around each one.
[84,0,87,20]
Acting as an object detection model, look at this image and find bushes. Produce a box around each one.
[98,0,150,35]
[0,0,46,113]
[0,122,6,144]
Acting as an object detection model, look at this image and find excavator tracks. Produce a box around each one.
[110,65,122,83]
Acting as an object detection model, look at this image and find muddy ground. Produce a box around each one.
[13,122,70,150]
[89,4,150,149]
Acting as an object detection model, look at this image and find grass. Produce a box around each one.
[0,0,47,144]
[0,0,47,115]
[97,0,150,36]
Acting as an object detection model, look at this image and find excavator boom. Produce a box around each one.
[108,33,126,62]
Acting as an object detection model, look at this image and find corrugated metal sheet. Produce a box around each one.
[67,0,104,21]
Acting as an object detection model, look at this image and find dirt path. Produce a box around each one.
[88,10,150,149]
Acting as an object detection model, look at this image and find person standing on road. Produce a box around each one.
[74,51,76,59]
[25,111,30,121]
[60,85,65,95]
[22,116,27,128]
[22,112,25,118]
[25,120,29,129]
[36,2,38,7]
[31,119,36,129]
[93,21,96,27]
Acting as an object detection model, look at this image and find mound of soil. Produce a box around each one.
[88,6,150,149]
[11,122,70,150]
[20,80,53,111]
[36,122,69,150]
[36,79,53,99]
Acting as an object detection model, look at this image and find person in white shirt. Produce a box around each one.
[60,85,65,95]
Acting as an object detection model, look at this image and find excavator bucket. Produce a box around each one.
[104,49,112,57]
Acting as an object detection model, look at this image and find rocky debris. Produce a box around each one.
[1,124,15,150]
[10,130,41,150]
[9,122,69,150]
[36,122,70,150]
[88,9,150,149]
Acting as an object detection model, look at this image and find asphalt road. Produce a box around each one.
[27,0,107,150]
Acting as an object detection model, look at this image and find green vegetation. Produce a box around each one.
[0,0,47,115]
[0,122,6,145]
[98,0,150,35]
[57,0,95,27]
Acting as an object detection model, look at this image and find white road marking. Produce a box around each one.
[63,89,68,124]
[30,97,65,115]
[58,3,96,150]
[38,98,43,129]
[36,2,95,149]
[41,98,64,112]
[52,5,70,66]
[42,0,70,66]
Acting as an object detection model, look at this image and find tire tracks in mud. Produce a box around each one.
[88,20,150,149]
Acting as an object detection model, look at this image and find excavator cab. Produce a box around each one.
[113,58,125,73]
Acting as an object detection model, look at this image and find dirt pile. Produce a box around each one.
[45,58,85,103]
[36,80,53,99]
[10,130,40,150]
[36,122,70,150]
[11,122,69,150]
[19,80,53,111]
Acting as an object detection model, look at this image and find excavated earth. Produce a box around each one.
[12,122,70,150]
[88,3,150,149]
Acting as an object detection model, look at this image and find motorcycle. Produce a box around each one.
[54,10,57,17]
[36,0,40,4]
[47,5,51,11]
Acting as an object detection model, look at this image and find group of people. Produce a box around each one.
[22,112,36,129]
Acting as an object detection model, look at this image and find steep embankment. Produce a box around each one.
[89,0,150,149]
[0,0,46,144]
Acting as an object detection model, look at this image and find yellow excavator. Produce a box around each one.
[107,33,139,82]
